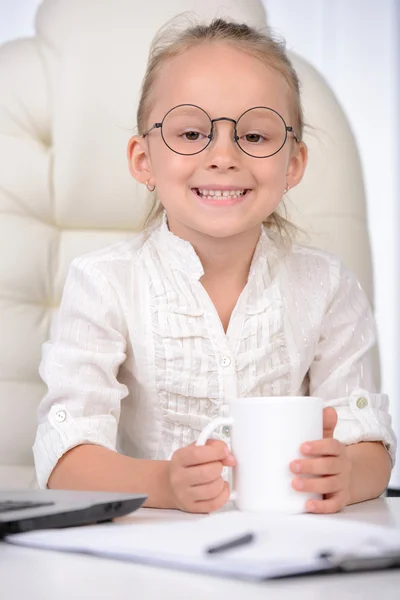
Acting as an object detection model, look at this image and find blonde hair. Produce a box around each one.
[137,17,304,238]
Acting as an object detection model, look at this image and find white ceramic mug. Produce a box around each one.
[196,396,323,513]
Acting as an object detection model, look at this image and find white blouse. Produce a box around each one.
[33,217,397,488]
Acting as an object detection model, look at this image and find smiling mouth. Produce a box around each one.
[192,188,251,200]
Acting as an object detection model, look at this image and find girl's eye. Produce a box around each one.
[182,130,204,141]
[244,133,264,143]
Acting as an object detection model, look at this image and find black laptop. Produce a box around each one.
[0,489,147,538]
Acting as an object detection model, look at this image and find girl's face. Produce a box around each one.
[128,43,307,240]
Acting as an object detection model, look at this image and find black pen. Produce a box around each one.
[206,532,255,555]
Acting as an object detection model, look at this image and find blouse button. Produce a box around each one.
[55,410,67,423]
[220,355,231,367]
[356,397,368,409]
[222,425,231,436]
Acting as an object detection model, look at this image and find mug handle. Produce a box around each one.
[196,416,236,501]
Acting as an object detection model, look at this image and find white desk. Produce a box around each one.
[1,498,400,600]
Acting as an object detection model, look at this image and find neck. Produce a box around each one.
[166,216,262,283]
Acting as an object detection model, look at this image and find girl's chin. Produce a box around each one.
[187,215,258,239]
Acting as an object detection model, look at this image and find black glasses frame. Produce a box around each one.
[142,103,299,158]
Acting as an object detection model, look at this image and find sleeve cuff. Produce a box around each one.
[326,388,397,467]
[32,404,118,488]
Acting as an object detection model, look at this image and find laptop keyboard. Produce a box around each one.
[0,500,55,513]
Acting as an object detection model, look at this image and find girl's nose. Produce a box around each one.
[205,122,240,171]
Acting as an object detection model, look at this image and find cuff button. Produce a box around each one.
[55,410,67,423]
[356,396,368,409]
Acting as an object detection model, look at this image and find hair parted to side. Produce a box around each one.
[137,16,304,239]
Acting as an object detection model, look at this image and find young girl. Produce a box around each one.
[33,18,396,514]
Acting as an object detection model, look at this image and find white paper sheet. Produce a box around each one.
[6,510,400,580]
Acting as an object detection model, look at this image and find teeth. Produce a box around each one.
[197,189,246,199]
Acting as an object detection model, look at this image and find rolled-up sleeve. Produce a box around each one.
[308,260,397,466]
[33,256,128,488]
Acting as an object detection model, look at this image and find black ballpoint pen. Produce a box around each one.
[206,532,255,555]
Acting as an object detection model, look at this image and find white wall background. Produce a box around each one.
[0,0,399,486]
[0,0,40,41]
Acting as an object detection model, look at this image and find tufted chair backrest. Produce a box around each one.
[0,0,376,486]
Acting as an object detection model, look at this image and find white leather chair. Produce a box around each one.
[0,0,376,488]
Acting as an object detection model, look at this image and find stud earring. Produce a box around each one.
[146,179,156,192]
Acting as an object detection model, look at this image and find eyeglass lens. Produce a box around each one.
[160,105,288,157]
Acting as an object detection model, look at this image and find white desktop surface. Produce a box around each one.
[1,497,399,600]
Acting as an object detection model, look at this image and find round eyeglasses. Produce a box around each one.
[142,104,298,159]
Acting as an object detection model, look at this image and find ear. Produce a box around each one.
[286,141,308,189]
[127,135,155,186]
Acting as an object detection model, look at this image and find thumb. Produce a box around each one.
[323,407,338,438]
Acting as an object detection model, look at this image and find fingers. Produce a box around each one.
[290,456,341,476]
[221,454,236,467]
[300,438,342,457]
[169,440,234,514]
[203,439,236,466]
[206,438,235,460]
[292,474,342,495]
[192,482,231,514]
[305,494,347,514]
[189,476,226,501]
[323,407,338,438]
[290,433,350,515]
[184,460,224,485]
[176,440,232,467]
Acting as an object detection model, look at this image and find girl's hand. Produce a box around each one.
[168,439,236,513]
[289,407,352,513]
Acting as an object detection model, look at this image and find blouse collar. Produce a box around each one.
[152,210,280,281]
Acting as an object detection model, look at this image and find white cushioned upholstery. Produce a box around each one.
[0,0,375,488]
